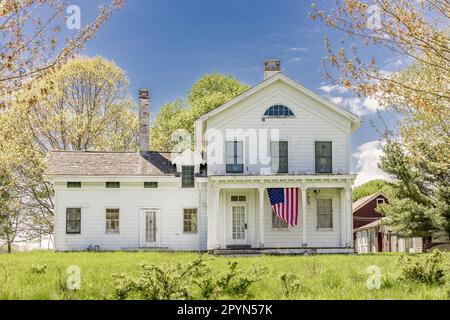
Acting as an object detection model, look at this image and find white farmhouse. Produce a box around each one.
[45,60,361,253]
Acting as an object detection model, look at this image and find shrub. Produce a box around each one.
[279,272,301,298]
[30,264,47,275]
[398,250,449,285]
[195,260,265,299]
[113,257,205,300]
[113,258,264,300]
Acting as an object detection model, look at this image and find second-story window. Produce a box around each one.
[226,141,243,173]
[315,141,332,174]
[271,141,288,174]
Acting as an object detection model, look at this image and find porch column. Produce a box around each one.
[340,189,347,247]
[214,186,221,248]
[345,186,352,247]
[258,187,265,248]
[301,187,308,246]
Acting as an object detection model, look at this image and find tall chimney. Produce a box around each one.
[264,59,281,80]
[139,89,150,154]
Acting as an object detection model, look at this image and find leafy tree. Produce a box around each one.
[311,1,450,246]
[150,100,188,151]
[0,56,138,246]
[150,73,249,151]
[0,0,124,101]
[352,180,395,202]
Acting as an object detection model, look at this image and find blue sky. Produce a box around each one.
[67,0,401,184]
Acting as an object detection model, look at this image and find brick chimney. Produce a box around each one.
[264,59,281,80]
[138,89,150,154]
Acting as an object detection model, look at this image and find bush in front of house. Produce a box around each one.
[112,257,264,300]
[398,250,449,285]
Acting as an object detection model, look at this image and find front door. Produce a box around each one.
[228,196,248,245]
[140,209,160,247]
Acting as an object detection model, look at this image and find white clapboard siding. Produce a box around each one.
[54,181,207,251]
[205,80,351,176]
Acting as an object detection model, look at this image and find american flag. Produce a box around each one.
[267,188,299,226]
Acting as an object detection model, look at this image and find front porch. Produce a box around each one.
[207,175,355,251]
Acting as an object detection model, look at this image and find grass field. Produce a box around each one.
[0,251,449,300]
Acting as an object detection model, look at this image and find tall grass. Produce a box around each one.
[0,251,449,300]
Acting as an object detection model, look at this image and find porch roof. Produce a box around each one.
[208,174,356,188]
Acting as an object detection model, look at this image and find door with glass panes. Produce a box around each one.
[228,195,248,245]
[140,209,160,247]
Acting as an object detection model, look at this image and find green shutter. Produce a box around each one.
[279,141,288,173]
[182,166,195,188]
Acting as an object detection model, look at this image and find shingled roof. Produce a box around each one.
[45,151,177,176]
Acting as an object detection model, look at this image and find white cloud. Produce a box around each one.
[320,84,383,116]
[353,140,391,186]
[329,96,343,104]
[286,57,304,63]
[363,97,381,112]
[288,47,309,52]
[326,96,382,116]
[319,84,348,94]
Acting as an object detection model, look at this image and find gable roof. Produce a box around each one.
[354,219,382,232]
[45,151,177,177]
[353,191,389,212]
[197,73,361,131]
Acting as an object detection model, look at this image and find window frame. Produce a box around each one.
[271,210,289,231]
[263,105,295,118]
[67,182,81,188]
[106,181,120,189]
[315,141,333,174]
[144,182,158,189]
[66,208,81,234]
[181,166,195,188]
[316,197,333,230]
[225,140,244,173]
[183,208,198,234]
[270,141,289,174]
[105,208,120,234]
[376,198,385,205]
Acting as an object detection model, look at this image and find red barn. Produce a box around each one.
[352,192,388,229]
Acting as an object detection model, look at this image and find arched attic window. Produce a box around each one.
[263,105,295,118]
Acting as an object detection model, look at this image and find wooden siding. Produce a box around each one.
[54,181,207,251]
[205,81,352,176]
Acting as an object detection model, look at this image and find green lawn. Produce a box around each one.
[0,251,449,300]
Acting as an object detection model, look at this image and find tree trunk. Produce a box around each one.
[7,242,11,253]
[423,235,433,252]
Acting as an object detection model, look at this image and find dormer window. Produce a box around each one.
[264,105,294,118]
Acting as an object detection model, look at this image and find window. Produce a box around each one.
[272,212,289,229]
[231,195,246,202]
[317,198,333,229]
[271,141,288,173]
[376,198,385,205]
[315,141,332,173]
[226,141,244,173]
[66,208,81,234]
[144,182,158,188]
[183,208,198,233]
[182,166,195,188]
[67,182,81,188]
[106,182,120,188]
[264,105,295,118]
[106,208,120,234]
